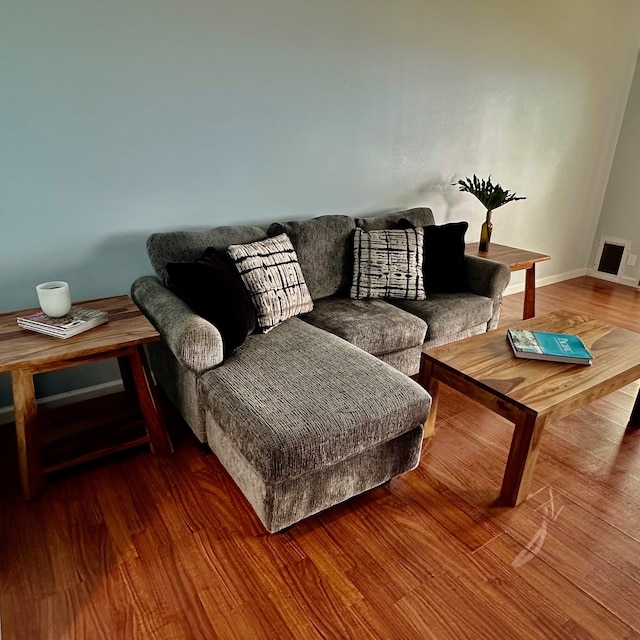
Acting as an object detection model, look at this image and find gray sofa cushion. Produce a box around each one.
[198,317,430,485]
[356,207,435,231]
[303,297,427,356]
[267,215,356,300]
[147,225,268,285]
[392,292,493,343]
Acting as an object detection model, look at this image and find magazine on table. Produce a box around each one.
[17,306,108,339]
[507,329,593,365]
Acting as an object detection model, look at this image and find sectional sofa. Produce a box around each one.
[131,207,510,532]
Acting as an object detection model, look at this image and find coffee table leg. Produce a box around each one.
[500,411,547,506]
[128,346,174,455]
[419,359,439,438]
[423,380,440,439]
[12,369,45,500]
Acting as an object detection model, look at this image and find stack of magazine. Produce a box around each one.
[17,306,108,339]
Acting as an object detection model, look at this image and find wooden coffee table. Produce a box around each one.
[419,311,640,506]
[0,295,173,499]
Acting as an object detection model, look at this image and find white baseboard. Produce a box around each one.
[0,380,124,426]
[620,276,640,288]
[585,269,640,288]
[504,268,588,297]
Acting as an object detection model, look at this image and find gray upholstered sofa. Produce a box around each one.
[131,207,510,532]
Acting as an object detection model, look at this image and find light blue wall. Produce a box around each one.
[2,0,640,407]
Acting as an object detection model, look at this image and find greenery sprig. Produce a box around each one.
[453,175,526,211]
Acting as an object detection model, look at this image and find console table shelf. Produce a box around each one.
[39,390,148,474]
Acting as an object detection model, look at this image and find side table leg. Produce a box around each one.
[12,369,44,500]
[626,386,640,432]
[128,346,173,455]
[523,264,537,319]
[117,355,136,394]
[500,411,547,506]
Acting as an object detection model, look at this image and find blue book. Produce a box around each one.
[507,329,593,365]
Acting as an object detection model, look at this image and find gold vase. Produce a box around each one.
[479,210,493,252]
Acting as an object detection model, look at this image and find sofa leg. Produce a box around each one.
[200,442,212,455]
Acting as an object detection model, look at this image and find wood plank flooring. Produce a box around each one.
[2,276,640,639]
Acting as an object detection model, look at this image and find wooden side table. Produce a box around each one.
[465,242,551,319]
[0,295,173,499]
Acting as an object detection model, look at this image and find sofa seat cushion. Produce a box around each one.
[302,297,427,356]
[198,317,430,484]
[392,292,493,342]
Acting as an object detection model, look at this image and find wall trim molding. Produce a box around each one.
[0,380,123,426]
[616,275,639,288]
[586,268,640,288]
[504,268,588,297]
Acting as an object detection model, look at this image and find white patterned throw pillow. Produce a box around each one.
[227,234,314,332]
[350,227,426,300]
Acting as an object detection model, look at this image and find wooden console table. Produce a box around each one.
[0,295,173,499]
[465,242,550,319]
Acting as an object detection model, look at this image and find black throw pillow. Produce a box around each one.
[397,219,469,293]
[166,247,256,356]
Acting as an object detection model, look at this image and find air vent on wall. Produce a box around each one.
[593,236,630,282]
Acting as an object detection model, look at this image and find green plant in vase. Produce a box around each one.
[453,175,526,252]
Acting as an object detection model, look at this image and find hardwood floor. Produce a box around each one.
[2,276,640,639]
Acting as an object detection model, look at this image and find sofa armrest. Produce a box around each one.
[131,275,224,374]
[464,256,511,329]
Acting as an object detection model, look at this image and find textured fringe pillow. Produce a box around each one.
[350,228,426,300]
[227,234,314,332]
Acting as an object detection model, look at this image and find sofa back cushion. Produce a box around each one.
[356,207,435,231]
[147,225,268,285]
[267,215,355,300]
